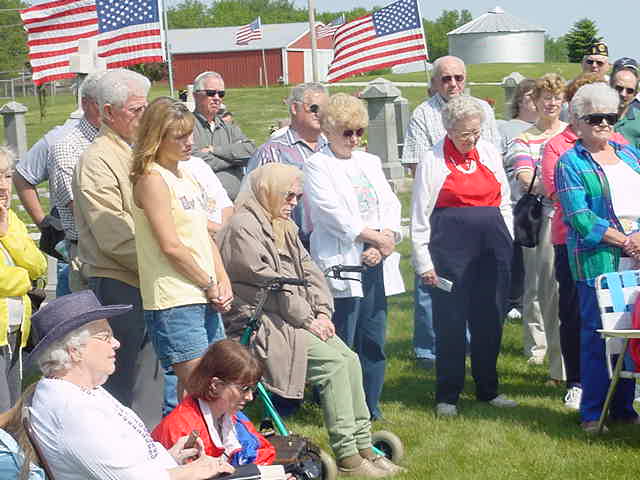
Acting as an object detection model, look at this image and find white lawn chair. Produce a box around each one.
[594,269,640,434]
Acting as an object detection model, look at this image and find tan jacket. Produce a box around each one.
[218,199,334,399]
[73,125,139,287]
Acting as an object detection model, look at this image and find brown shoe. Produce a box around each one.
[369,455,407,475]
[581,420,608,434]
[338,458,388,478]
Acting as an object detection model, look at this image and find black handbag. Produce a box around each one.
[513,166,544,248]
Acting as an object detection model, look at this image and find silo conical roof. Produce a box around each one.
[448,6,545,35]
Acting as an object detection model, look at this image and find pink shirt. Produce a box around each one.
[541,126,628,244]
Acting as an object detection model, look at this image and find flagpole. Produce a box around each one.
[160,0,175,97]
[308,0,319,82]
[415,0,430,88]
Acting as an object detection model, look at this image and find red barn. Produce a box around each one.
[167,22,334,88]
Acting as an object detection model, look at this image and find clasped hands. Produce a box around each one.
[623,233,640,260]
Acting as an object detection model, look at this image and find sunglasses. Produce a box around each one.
[581,113,618,126]
[441,74,464,83]
[585,59,605,67]
[343,128,365,138]
[228,382,258,394]
[614,85,637,95]
[304,103,320,114]
[285,191,303,202]
[197,89,226,98]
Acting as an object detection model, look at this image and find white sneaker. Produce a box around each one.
[527,356,544,366]
[564,386,582,410]
[436,402,458,417]
[488,394,518,408]
[507,308,522,320]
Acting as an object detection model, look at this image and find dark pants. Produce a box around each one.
[429,207,512,405]
[576,281,636,422]
[554,244,581,388]
[333,262,387,420]
[508,243,524,311]
[89,277,147,407]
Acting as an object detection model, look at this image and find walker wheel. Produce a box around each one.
[318,448,337,480]
[371,430,404,462]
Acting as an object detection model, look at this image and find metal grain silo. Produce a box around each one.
[447,6,545,64]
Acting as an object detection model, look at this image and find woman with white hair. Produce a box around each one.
[411,95,516,417]
[27,290,235,479]
[555,82,640,433]
[0,146,47,412]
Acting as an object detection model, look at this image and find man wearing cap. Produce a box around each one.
[582,42,611,78]
[191,71,256,200]
[611,57,640,149]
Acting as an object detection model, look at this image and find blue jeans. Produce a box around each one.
[577,281,636,422]
[332,262,387,420]
[413,276,435,360]
[56,262,71,297]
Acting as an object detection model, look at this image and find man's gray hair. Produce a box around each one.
[96,68,150,114]
[442,95,485,131]
[0,145,16,171]
[80,70,105,100]
[38,326,91,377]
[287,82,327,106]
[432,55,466,80]
[193,71,223,90]
[570,83,619,120]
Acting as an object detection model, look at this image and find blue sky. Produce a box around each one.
[165,1,635,63]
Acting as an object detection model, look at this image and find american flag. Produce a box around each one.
[235,17,262,46]
[20,0,164,86]
[327,0,428,83]
[316,15,345,40]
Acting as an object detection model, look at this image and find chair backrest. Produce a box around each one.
[21,402,57,480]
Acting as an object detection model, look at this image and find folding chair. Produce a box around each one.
[21,394,58,480]
[594,269,640,434]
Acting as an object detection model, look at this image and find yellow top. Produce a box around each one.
[133,163,215,310]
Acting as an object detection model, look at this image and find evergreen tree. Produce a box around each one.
[544,35,568,63]
[564,19,600,63]
[0,0,28,76]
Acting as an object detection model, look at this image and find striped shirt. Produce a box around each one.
[555,140,640,283]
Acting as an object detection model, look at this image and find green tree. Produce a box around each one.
[564,18,600,63]
[167,0,215,28]
[544,35,568,63]
[0,0,28,77]
[423,9,472,61]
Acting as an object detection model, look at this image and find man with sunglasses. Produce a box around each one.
[192,71,256,200]
[403,55,501,371]
[582,42,611,79]
[611,58,640,150]
[247,82,329,250]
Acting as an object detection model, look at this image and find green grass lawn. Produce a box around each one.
[8,63,640,478]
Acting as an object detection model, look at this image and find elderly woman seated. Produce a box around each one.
[217,163,404,478]
[26,290,235,480]
[411,95,516,417]
[0,145,47,413]
[152,339,276,466]
[555,83,640,433]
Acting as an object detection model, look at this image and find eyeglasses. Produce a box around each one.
[614,85,637,95]
[342,128,365,138]
[127,104,147,116]
[228,382,258,394]
[581,113,618,126]
[585,59,605,67]
[303,103,320,114]
[441,75,464,83]
[197,89,226,98]
[454,129,482,141]
[91,331,116,344]
[284,191,303,202]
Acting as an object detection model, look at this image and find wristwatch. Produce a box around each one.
[202,275,215,291]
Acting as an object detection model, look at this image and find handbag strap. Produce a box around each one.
[526,166,538,195]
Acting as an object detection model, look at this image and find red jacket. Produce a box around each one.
[151,395,275,466]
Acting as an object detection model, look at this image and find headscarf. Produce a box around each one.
[235,164,303,250]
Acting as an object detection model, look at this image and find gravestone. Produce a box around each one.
[394,95,410,158]
[0,101,28,161]
[361,78,410,193]
[69,38,106,119]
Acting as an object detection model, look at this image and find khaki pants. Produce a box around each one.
[304,331,372,460]
[68,241,89,292]
[522,216,565,381]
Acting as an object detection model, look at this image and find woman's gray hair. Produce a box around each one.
[96,68,150,114]
[570,83,620,120]
[38,326,91,377]
[287,82,327,106]
[193,71,223,90]
[442,95,485,131]
[0,145,16,171]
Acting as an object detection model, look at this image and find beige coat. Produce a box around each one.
[218,199,334,399]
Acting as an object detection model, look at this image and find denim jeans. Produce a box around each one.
[413,276,435,360]
[55,261,71,297]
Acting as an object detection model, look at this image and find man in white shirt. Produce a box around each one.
[403,55,502,369]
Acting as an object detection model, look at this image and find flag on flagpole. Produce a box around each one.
[20,0,165,86]
[327,0,428,83]
[316,14,345,39]
[235,17,262,46]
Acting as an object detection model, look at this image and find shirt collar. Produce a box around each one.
[79,116,99,140]
[288,128,327,151]
[98,124,132,152]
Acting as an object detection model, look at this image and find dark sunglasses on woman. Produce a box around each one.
[581,113,618,126]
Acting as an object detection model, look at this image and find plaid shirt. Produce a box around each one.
[247,127,327,234]
[555,140,640,284]
[50,117,99,241]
